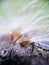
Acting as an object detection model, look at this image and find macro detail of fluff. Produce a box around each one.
[0,0,49,65]
[0,34,49,65]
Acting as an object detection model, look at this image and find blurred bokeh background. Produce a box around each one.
[0,0,49,34]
